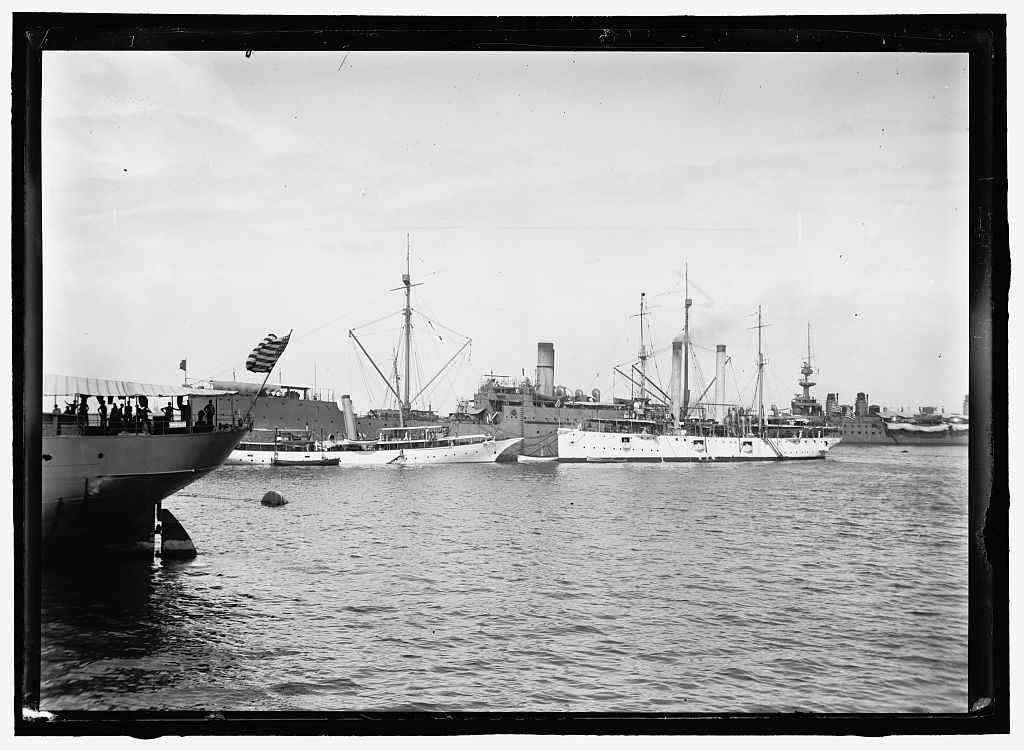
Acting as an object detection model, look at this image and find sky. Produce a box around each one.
[40,48,972,416]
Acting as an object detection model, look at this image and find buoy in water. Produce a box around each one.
[261,490,288,507]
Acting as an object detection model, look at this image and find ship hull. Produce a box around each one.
[41,427,246,557]
[557,429,840,462]
[831,417,969,445]
[225,448,275,465]
[450,400,633,459]
[272,455,340,466]
[332,437,522,465]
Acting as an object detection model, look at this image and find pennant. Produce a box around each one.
[246,332,291,373]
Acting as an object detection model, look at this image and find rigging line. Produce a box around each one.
[411,338,473,408]
[412,305,471,341]
[690,342,723,355]
[589,318,633,390]
[294,289,394,340]
[735,363,757,414]
[646,322,666,393]
[350,309,407,334]
[730,359,748,412]
[433,353,471,415]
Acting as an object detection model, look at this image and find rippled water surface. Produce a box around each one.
[39,444,969,713]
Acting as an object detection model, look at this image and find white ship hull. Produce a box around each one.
[225,448,275,465]
[225,448,338,465]
[557,428,840,462]
[332,437,521,465]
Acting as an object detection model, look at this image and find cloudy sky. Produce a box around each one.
[40,48,970,415]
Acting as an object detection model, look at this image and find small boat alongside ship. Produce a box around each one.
[226,428,337,466]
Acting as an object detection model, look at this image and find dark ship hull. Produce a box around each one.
[824,390,969,446]
[830,415,969,445]
[41,418,246,557]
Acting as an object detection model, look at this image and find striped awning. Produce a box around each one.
[44,374,238,398]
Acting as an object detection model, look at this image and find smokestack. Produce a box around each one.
[856,392,868,417]
[536,342,555,398]
[714,344,727,423]
[670,335,683,425]
[341,395,357,440]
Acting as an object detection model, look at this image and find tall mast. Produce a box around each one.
[682,265,692,419]
[798,322,816,400]
[638,292,648,405]
[757,305,765,433]
[393,353,404,428]
[402,234,412,415]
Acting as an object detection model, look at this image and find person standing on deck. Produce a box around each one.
[203,400,216,430]
[97,397,108,430]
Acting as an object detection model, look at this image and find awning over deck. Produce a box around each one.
[44,374,238,399]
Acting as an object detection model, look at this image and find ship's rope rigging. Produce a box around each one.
[349,285,473,414]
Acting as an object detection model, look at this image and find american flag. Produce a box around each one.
[245,332,291,373]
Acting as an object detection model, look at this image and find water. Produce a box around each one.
[38,444,969,713]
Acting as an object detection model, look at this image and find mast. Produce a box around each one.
[394,353,404,428]
[798,322,816,400]
[402,234,412,415]
[638,293,648,405]
[682,265,692,419]
[757,305,765,433]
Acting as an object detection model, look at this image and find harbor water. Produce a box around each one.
[39,444,969,713]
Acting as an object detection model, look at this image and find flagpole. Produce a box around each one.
[242,329,293,426]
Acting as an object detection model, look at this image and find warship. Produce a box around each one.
[825,392,969,445]
[557,302,841,462]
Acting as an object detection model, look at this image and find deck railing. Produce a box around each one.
[43,410,251,437]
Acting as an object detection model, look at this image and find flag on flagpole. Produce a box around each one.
[246,332,291,373]
[179,359,187,371]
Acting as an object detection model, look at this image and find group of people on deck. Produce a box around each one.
[53,394,219,433]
